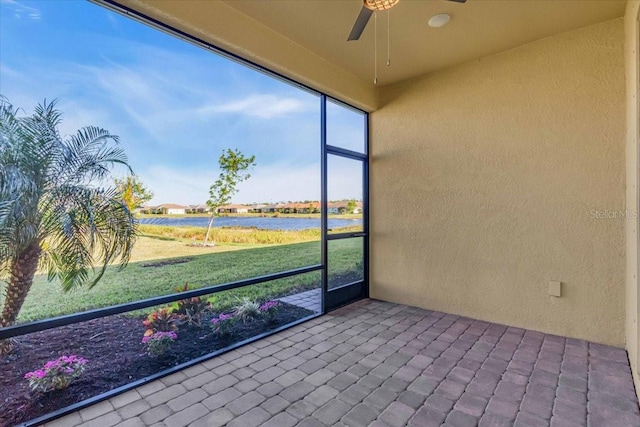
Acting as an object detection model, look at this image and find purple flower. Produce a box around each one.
[143,331,178,344]
[60,355,85,364]
[210,312,236,335]
[24,369,46,379]
[142,331,177,357]
[24,355,87,392]
[211,313,234,324]
[259,300,279,312]
[159,331,178,340]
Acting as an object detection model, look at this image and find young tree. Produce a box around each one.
[114,175,154,213]
[346,200,357,214]
[0,98,137,354]
[203,149,256,246]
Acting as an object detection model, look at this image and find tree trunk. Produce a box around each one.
[0,242,41,355]
[202,213,215,246]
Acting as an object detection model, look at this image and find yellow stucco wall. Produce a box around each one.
[625,0,640,389]
[371,19,627,346]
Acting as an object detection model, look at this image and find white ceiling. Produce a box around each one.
[221,0,627,87]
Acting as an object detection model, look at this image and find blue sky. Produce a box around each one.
[0,0,365,205]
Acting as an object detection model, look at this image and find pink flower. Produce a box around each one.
[154,331,177,340]
[44,362,54,369]
[24,355,87,392]
[143,331,178,344]
[24,369,46,379]
[259,301,279,311]
[211,313,234,325]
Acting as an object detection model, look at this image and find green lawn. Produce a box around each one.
[9,237,363,322]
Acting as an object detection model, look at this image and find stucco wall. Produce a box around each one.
[370,19,626,346]
[625,0,640,389]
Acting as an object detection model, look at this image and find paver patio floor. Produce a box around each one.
[44,299,640,427]
[279,288,322,314]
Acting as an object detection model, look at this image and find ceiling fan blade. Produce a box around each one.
[347,6,373,41]
[447,0,467,3]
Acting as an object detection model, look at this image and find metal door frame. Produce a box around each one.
[320,95,369,313]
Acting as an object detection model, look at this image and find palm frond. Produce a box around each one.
[11,104,61,180]
[52,126,129,188]
[0,201,10,225]
[41,185,136,291]
[0,163,39,280]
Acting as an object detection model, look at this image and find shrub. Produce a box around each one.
[143,307,179,338]
[142,331,178,357]
[233,297,261,323]
[211,313,235,336]
[24,355,88,393]
[259,300,280,322]
[171,283,209,326]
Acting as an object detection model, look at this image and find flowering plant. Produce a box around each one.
[143,307,179,338]
[142,331,178,357]
[24,355,88,392]
[210,312,235,336]
[259,300,280,322]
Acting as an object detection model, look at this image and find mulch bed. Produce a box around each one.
[0,302,312,427]
[140,258,192,268]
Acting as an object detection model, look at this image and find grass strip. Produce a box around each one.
[7,237,362,322]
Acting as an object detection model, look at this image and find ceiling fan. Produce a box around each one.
[348,0,467,41]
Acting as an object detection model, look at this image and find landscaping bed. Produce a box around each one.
[0,301,313,427]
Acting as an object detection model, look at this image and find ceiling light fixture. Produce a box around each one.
[428,13,451,28]
[363,0,399,12]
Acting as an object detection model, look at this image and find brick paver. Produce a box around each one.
[279,289,322,314]
[43,299,640,427]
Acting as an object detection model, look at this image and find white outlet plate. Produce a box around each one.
[549,281,562,297]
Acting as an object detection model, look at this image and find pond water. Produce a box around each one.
[138,216,363,231]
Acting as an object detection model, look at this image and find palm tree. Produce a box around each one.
[0,98,137,354]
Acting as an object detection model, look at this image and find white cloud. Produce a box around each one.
[199,95,309,119]
[83,64,172,140]
[1,0,41,20]
[0,64,23,80]
[55,100,114,139]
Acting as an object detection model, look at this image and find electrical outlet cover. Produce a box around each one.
[549,281,562,297]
